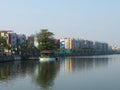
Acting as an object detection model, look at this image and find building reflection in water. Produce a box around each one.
[0,57,109,89]
[0,61,39,83]
[65,58,73,73]
[63,56,109,73]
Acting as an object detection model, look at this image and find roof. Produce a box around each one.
[0,30,13,32]
[40,50,54,54]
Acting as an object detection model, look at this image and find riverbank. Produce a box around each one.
[0,50,116,63]
[0,56,14,62]
[0,55,39,62]
[55,50,114,57]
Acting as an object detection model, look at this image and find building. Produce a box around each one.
[17,34,26,44]
[85,40,93,49]
[27,35,35,46]
[79,39,85,49]
[60,38,65,49]
[0,30,13,44]
[34,37,38,47]
[9,33,17,46]
[93,41,108,51]
[74,39,80,49]
[60,38,75,49]
[55,39,60,49]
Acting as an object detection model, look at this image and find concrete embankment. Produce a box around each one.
[55,51,114,57]
[0,55,39,62]
[21,55,39,60]
[0,56,14,62]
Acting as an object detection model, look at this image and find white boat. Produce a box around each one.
[39,50,56,62]
[39,57,56,62]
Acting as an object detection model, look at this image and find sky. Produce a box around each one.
[0,0,120,46]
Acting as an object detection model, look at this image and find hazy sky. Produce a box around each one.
[0,0,120,46]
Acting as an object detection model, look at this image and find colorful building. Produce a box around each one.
[65,38,71,49]
[85,40,93,49]
[27,35,34,46]
[0,30,13,44]
[9,33,17,46]
[79,39,85,49]
[60,39,65,49]
[17,34,26,44]
[55,39,60,49]
[74,39,80,49]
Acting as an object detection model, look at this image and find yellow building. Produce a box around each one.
[65,38,70,49]
[0,30,13,55]
[0,30,12,44]
[65,38,74,49]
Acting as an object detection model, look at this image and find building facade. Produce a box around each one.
[17,34,26,44]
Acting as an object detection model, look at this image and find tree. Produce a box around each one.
[36,29,56,51]
[0,37,7,48]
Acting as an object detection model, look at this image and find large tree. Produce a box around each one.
[36,29,56,51]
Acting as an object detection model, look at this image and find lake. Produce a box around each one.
[0,55,120,90]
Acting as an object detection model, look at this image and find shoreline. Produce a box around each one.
[0,52,117,63]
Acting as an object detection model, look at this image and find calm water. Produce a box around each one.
[0,55,120,90]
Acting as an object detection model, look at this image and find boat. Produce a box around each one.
[39,50,57,62]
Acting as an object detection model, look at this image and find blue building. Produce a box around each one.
[17,34,26,44]
[9,33,17,46]
[60,39,65,49]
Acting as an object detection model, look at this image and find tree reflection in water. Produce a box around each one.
[35,61,60,90]
[0,61,39,82]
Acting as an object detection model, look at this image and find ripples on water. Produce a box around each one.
[0,55,120,90]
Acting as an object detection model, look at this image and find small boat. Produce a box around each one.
[39,50,57,62]
[40,57,56,62]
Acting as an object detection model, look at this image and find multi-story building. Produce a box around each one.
[60,38,75,49]
[17,34,26,44]
[34,37,38,47]
[0,30,13,44]
[93,41,108,51]
[85,40,93,49]
[60,38,65,49]
[79,39,85,49]
[27,35,34,46]
[55,39,60,49]
[65,38,71,49]
[9,33,17,46]
[102,43,108,51]
[74,39,80,49]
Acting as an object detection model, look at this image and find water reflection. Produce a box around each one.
[0,61,39,82]
[0,56,110,90]
[34,61,60,90]
[61,56,109,73]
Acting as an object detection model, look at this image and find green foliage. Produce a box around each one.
[36,29,56,51]
[0,37,7,48]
